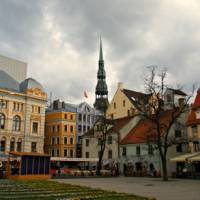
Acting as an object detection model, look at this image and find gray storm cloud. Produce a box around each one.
[0,0,199,105]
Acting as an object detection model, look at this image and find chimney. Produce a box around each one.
[118,82,123,90]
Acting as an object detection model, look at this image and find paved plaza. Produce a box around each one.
[54,177,200,200]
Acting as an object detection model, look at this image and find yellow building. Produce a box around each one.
[44,100,76,157]
[0,71,47,154]
[106,82,150,119]
[187,89,200,152]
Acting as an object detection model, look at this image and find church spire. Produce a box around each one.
[94,37,109,113]
[99,36,103,62]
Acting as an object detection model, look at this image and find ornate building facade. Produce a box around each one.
[0,70,47,154]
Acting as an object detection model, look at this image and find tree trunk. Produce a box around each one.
[161,155,168,181]
[96,145,104,176]
[96,156,102,176]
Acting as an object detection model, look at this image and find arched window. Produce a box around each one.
[0,113,5,129]
[13,115,21,131]
[0,137,6,152]
[17,138,22,152]
[10,137,15,151]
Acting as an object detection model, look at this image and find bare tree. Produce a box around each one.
[134,66,194,181]
[95,114,114,176]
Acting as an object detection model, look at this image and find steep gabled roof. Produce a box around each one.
[192,89,200,109]
[82,116,133,137]
[187,89,200,125]
[108,116,133,133]
[120,110,175,145]
[123,89,150,105]
[167,88,187,96]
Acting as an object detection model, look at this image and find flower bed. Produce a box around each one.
[0,179,156,200]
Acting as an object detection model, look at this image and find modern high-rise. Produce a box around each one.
[0,54,27,83]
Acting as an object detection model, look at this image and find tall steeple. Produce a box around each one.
[94,38,109,113]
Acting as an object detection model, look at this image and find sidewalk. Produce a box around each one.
[54,177,200,200]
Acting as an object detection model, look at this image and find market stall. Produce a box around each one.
[6,152,51,180]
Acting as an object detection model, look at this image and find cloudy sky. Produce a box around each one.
[0,0,200,105]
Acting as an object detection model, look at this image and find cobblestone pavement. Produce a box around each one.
[54,177,200,200]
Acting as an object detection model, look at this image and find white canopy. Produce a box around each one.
[170,152,200,162]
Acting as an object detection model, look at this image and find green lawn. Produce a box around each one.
[0,179,155,200]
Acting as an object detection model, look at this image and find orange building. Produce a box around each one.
[44,100,76,158]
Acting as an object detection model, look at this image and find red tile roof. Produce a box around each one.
[108,116,133,133]
[120,110,174,145]
[83,116,133,137]
[187,89,200,125]
[192,89,200,109]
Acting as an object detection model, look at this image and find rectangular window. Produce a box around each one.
[86,152,89,158]
[86,139,89,147]
[52,137,55,144]
[51,149,55,157]
[64,125,67,132]
[175,130,181,138]
[148,144,154,155]
[176,144,182,152]
[31,142,37,152]
[52,126,55,133]
[70,125,73,133]
[57,149,60,157]
[70,149,73,157]
[123,100,126,107]
[64,137,67,144]
[136,146,140,155]
[38,106,40,113]
[193,141,200,152]
[192,125,197,134]
[70,115,73,120]
[108,150,112,159]
[57,137,60,144]
[78,125,82,132]
[32,122,38,134]
[64,149,67,157]
[64,114,67,119]
[57,125,60,132]
[78,114,82,121]
[70,137,73,145]
[122,147,126,156]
